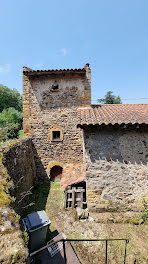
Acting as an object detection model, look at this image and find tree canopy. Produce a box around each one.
[98,91,122,104]
[0,108,23,127]
[0,84,23,141]
[0,84,22,112]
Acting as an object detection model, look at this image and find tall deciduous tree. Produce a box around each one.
[98,91,122,104]
[0,84,22,112]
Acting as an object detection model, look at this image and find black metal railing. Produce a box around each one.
[30,238,129,264]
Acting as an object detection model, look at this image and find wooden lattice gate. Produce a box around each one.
[65,181,87,209]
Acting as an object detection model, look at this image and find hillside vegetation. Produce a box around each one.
[0,84,23,143]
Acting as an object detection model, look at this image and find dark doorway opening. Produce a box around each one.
[50,166,63,182]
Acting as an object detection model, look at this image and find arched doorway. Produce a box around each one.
[50,165,63,182]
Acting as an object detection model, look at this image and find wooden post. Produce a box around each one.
[80,189,83,209]
[72,187,75,209]
[64,191,67,208]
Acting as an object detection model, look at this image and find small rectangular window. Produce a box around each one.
[52,131,60,140]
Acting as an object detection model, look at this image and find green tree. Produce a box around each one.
[0,84,22,112]
[0,108,23,127]
[0,108,23,140]
[98,91,122,104]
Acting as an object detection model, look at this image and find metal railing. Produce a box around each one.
[30,238,129,264]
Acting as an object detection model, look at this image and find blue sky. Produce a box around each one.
[0,0,148,103]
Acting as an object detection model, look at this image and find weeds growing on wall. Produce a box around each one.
[0,152,15,207]
[141,194,148,222]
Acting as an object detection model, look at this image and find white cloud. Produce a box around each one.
[0,64,11,74]
[61,48,68,56]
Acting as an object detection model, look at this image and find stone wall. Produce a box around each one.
[23,65,91,186]
[1,137,36,208]
[84,127,148,211]
[0,137,35,263]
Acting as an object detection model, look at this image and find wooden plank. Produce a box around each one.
[66,190,72,194]
[67,198,81,202]
[68,191,71,208]
[75,189,85,193]
[76,198,81,202]
[67,198,72,202]
[76,189,80,207]
[65,186,86,209]
[66,189,85,194]
[64,191,67,208]
[80,190,83,209]
[72,187,75,209]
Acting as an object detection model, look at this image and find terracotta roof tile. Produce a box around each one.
[77,104,148,126]
[23,66,86,76]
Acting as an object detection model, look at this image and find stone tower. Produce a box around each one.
[23,64,91,187]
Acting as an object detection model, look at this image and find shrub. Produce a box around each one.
[0,107,23,127]
[0,108,22,141]
[142,209,148,222]
[0,127,7,141]
[6,123,20,139]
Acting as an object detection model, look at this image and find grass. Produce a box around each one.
[105,223,148,264]
[20,181,148,263]
[21,181,64,242]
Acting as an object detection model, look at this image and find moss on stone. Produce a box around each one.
[0,185,11,207]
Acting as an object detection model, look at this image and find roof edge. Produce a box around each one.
[23,67,87,76]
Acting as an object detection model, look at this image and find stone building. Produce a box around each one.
[23,64,148,212]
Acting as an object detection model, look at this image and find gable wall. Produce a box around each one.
[84,127,148,211]
[23,69,91,186]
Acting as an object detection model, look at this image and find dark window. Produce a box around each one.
[52,131,60,140]
[51,84,59,91]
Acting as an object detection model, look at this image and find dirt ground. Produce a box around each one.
[24,182,148,264]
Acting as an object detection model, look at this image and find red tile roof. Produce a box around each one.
[77,104,148,126]
[23,66,86,76]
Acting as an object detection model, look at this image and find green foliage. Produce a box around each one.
[0,185,11,207]
[19,130,24,138]
[0,127,7,142]
[141,194,148,210]
[0,138,14,147]
[142,209,148,222]
[6,123,20,139]
[141,195,148,222]
[0,84,22,112]
[98,91,122,104]
[22,229,29,245]
[0,84,23,142]
[0,108,23,141]
[0,107,23,127]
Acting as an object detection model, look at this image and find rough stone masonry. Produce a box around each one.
[23,64,148,212]
[84,127,148,212]
[23,64,91,188]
